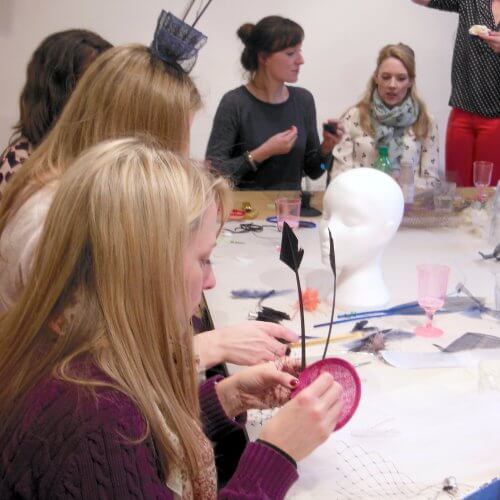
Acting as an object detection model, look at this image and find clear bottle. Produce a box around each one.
[374,146,392,175]
[489,180,500,246]
[399,160,415,210]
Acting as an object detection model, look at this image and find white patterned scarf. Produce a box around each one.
[371,90,419,170]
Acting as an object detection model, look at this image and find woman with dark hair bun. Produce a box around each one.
[0,29,112,196]
[206,16,343,190]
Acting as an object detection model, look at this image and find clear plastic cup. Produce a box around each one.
[473,161,493,203]
[433,181,456,213]
[495,272,500,311]
[275,198,301,231]
[489,180,500,246]
[478,359,500,392]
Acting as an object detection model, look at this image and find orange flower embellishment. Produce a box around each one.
[301,288,320,312]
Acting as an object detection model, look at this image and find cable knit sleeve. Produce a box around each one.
[199,377,297,498]
[51,381,296,500]
[39,386,174,499]
[220,442,298,499]
[2,375,297,499]
[52,427,174,499]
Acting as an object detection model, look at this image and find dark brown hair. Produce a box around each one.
[12,29,112,147]
[237,16,304,72]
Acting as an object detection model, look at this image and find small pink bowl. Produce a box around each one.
[291,357,361,431]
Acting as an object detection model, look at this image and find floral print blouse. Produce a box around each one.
[332,106,440,189]
[0,136,32,198]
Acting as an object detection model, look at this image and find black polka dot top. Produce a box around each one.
[429,0,500,117]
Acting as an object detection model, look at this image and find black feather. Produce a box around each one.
[279,222,304,271]
[279,222,306,369]
[322,229,337,360]
[328,229,336,278]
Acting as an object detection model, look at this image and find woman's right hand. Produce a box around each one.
[252,126,298,163]
[259,373,343,462]
[194,321,298,369]
[216,321,298,365]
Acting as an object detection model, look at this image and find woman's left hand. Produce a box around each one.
[216,361,300,418]
[478,31,500,53]
[321,119,345,154]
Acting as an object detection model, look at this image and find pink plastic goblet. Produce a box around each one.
[275,198,301,231]
[415,264,450,338]
[473,161,493,203]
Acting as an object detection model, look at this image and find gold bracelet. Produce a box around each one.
[244,150,258,172]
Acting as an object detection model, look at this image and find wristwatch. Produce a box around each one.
[244,150,258,172]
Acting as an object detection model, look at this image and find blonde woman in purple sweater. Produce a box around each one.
[0,137,343,499]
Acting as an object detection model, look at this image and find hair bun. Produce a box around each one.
[237,23,255,45]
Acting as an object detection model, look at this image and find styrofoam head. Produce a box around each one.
[319,168,404,269]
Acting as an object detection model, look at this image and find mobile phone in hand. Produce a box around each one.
[323,122,337,135]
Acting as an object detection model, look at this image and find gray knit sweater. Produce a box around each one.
[206,85,328,190]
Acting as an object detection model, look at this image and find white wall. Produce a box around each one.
[0,0,458,184]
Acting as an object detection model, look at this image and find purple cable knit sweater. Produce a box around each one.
[0,372,298,499]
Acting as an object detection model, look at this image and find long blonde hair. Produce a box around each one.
[0,44,201,232]
[356,43,430,139]
[0,137,230,486]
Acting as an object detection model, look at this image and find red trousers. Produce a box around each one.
[446,108,500,187]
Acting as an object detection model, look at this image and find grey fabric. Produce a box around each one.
[206,86,328,190]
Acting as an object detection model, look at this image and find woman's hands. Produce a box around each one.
[216,361,299,418]
[478,31,500,53]
[250,119,345,164]
[251,126,298,163]
[216,363,343,462]
[321,119,345,155]
[194,321,298,369]
[260,373,343,462]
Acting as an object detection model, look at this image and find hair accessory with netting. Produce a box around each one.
[150,9,208,73]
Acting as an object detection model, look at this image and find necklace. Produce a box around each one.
[247,79,288,104]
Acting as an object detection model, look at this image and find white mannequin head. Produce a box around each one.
[319,168,404,310]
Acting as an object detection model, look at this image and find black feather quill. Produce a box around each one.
[322,229,337,360]
[279,222,304,271]
[279,222,306,369]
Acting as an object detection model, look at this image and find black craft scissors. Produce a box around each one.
[229,223,265,233]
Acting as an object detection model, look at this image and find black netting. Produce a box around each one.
[150,10,207,73]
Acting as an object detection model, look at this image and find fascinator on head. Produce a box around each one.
[150,1,213,73]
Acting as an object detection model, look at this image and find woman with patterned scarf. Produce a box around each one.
[332,43,440,189]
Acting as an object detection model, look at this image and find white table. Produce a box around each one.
[205,217,500,499]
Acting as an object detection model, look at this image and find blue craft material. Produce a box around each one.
[265,216,316,228]
[231,289,293,299]
[314,297,483,329]
[463,479,500,500]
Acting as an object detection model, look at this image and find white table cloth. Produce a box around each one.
[205,219,500,499]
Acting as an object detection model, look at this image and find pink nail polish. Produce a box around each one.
[290,378,299,388]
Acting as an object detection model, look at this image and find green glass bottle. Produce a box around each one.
[374,146,392,174]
